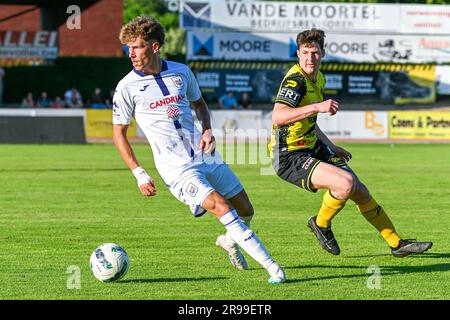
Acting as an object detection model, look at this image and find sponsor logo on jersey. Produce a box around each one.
[278,88,300,105]
[166,105,180,119]
[285,80,297,88]
[112,101,119,113]
[112,101,121,120]
[149,94,185,109]
[140,84,150,92]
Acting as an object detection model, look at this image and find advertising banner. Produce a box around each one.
[318,111,388,140]
[181,0,398,33]
[322,64,436,105]
[0,31,58,59]
[187,31,293,61]
[191,61,436,105]
[210,111,450,142]
[325,34,450,64]
[436,66,450,95]
[85,110,136,139]
[389,111,450,140]
[181,1,450,35]
[187,31,450,63]
[208,110,390,141]
[400,5,450,35]
[191,61,286,103]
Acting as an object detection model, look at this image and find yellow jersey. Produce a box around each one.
[269,64,325,157]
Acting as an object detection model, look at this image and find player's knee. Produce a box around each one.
[212,198,232,216]
[353,181,371,203]
[203,192,231,215]
[337,173,355,199]
[239,201,254,217]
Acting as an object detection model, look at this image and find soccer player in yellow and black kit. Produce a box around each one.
[269,28,432,257]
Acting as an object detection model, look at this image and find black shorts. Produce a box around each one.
[272,140,351,193]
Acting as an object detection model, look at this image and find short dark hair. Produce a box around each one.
[119,15,165,46]
[296,28,325,55]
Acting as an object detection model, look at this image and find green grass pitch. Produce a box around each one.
[0,142,449,300]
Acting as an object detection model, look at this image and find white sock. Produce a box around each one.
[220,210,274,270]
[225,214,253,246]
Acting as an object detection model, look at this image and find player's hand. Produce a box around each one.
[316,99,339,115]
[333,146,352,162]
[132,166,157,197]
[139,180,157,197]
[200,129,216,155]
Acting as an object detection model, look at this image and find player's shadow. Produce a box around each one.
[120,276,228,284]
[283,263,450,284]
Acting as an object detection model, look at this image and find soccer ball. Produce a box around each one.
[90,243,129,282]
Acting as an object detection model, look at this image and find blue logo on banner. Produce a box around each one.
[193,35,213,56]
[290,38,297,58]
[182,2,211,28]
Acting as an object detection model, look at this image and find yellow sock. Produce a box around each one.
[357,198,400,248]
[316,190,347,228]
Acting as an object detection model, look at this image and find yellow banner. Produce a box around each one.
[389,111,450,140]
[85,110,136,138]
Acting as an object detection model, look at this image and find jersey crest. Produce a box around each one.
[171,76,183,88]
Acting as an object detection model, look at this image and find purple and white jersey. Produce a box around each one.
[113,60,222,186]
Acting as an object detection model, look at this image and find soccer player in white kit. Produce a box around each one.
[112,16,285,284]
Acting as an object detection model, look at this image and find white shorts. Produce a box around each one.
[169,162,243,217]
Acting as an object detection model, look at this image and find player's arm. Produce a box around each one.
[316,125,352,162]
[113,124,157,196]
[271,74,339,126]
[273,99,339,126]
[190,97,215,154]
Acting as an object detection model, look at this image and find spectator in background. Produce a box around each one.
[106,89,116,108]
[36,91,53,108]
[0,67,5,106]
[218,91,237,110]
[53,96,64,109]
[105,98,112,108]
[218,91,239,133]
[64,87,83,108]
[90,87,108,109]
[21,92,35,108]
[238,92,252,109]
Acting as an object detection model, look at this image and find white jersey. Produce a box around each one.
[112,60,222,186]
